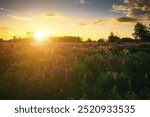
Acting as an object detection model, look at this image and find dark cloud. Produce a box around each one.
[41,12,69,19]
[78,19,106,26]
[114,17,139,23]
[113,0,150,20]
[42,13,56,17]
[93,20,103,24]
[77,22,88,26]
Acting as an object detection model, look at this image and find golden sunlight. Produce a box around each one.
[34,29,53,41]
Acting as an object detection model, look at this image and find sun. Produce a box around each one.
[34,29,53,41]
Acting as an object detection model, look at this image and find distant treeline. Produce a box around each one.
[0,37,145,43]
[107,22,150,43]
[0,22,150,43]
[49,36,82,42]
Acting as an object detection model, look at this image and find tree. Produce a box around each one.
[86,38,92,43]
[121,37,134,42]
[50,36,82,42]
[13,36,17,40]
[0,38,3,42]
[97,38,105,42]
[108,32,120,42]
[148,24,150,38]
[26,31,34,39]
[132,22,149,41]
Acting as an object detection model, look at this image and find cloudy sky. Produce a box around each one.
[0,0,150,40]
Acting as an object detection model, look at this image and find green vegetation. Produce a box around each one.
[0,42,150,100]
[107,22,150,43]
[133,22,150,42]
[108,32,120,42]
[0,22,150,100]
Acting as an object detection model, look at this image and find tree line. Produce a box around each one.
[49,22,150,42]
[108,22,150,43]
[0,22,150,43]
[49,36,82,42]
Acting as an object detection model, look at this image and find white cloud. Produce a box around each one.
[0,7,16,13]
[7,15,34,22]
[78,19,109,26]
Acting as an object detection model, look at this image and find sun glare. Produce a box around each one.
[34,29,53,41]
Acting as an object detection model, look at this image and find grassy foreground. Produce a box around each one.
[0,42,150,100]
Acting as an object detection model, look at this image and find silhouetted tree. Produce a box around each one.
[133,22,150,41]
[50,36,82,42]
[13,36,17,40]
[108,32,120,42]
[86,38,92,43]
[97,38,105,42]
[0,38,3,42]
[26,31,34,39]
[148,24,150,38]
[121,37,134,42]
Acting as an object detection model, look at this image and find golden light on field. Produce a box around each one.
[34,29,53,41]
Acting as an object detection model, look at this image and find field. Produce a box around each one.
[0,41,150,100]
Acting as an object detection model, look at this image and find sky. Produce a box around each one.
[0,0,150,40]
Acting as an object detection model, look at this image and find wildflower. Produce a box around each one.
[123,49,129,56]
[113,72,118,81]
[145,72,148,79]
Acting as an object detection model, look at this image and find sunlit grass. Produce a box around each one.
[0,42,150,99]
